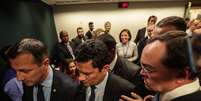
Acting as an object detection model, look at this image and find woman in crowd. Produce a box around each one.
[116,29,138,62]
[63,59,79,83]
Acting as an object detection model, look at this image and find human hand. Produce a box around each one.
[119,92,143,101]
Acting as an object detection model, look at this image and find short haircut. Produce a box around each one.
[119,29,132,42]
[89,22,93,25]
[7,38,48,66]
[75,39,109,71]
[156,16,187,31]
[97,34,116,64]
[59,30,68,39]
[148,31,196,79]
[97,33,116,51]
[77,27,83,32]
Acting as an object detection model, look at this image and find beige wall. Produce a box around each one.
[53,1,185,42]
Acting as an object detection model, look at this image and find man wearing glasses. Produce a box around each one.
[120,31,201,101]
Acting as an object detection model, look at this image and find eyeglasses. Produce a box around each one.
[140,63,157,73]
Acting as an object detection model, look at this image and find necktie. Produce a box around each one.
[37,85,45,101]
[89,86,96,101]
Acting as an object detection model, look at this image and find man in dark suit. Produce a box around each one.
[7,38,78,101]
[135,16,187,65]
[135,25,155,65]
[121,31,201,101]
[75,39,135,101]
[71,27,86,51]
[97,34,153,97]
[85,22,94,39]
[134,15,157,44]
[51,30,75,72]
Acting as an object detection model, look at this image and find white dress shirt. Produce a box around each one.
[86,72,109,101]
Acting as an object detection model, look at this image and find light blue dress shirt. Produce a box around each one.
[33,66,53,101]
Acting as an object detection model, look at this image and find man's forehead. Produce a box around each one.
[143,41,166,61]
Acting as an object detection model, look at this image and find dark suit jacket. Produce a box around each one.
[22,70,78,101]
[171,91,201,101]
[112,57,140,84]
[134,27,146,44]
[135,37,149,65]
[112,57,154,97]
[71,36,86,51]
[51,42,74,71]
[85,30,93,39]
[76,73,135,101]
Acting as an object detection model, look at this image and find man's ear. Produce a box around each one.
[103,64,110,72]
[175,68,191,84]
[43,58,49,66]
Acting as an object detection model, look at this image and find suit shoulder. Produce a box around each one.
[140,27,146,31]
[53,70,78,90]
[109,74,135,89]
[119,58,140,73]
[172,91,201,101]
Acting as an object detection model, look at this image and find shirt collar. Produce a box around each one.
[41,66,53,88]
[109,53,117,71]
[95,72,108,90]
[160,78,200,101]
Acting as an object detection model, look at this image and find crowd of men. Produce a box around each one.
[1,16,201,101]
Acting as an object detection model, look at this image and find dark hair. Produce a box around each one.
[7,38,48,66]
[119,29,132,42]
[59,30,68,39]
[75,39,109,71]
[148,15,157,23]
[97,34,116,64]
[63,59,77,74]
[77,27,83,32]
[89,22,93,25]
[148,31,196,79]
[156,16,187,31]
[63,58,74,69]
[97,33,116,51]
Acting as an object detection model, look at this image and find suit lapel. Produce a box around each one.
[50,71,58,101]
[112,57,123,75]
[76,83,87,101]
[142,27,146,38]
[103,74,112,101]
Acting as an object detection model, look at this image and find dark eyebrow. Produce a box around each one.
[17,68,32,73]
[77,68,93,75]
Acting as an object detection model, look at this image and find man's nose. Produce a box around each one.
[78,74,86,81]
[16,72,25,81]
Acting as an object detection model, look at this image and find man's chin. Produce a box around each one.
[83,83,90,87]
[144,80,152,90]
[24,81,34,86]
